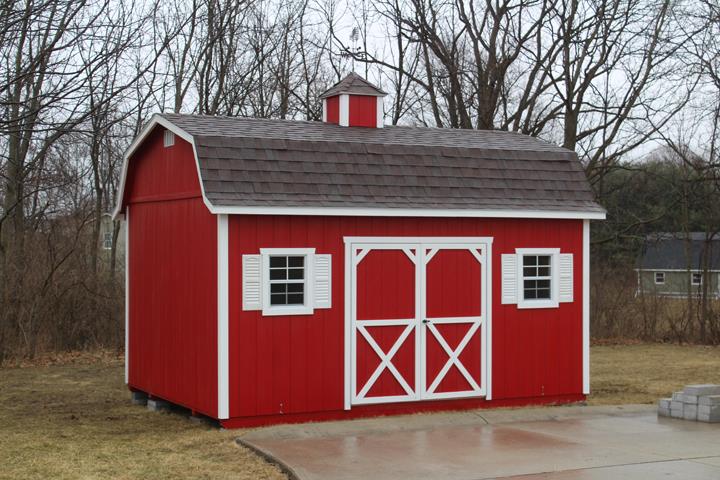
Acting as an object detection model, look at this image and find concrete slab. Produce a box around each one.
[239,405,720,480]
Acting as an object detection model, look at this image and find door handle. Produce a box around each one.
[422,319,430,324]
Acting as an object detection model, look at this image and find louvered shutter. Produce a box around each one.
[242,254,262,310]
[559,253,573,303]
[501,254,518,304]
[313,254,332,309]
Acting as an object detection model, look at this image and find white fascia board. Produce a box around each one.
[111,114,212,219]
[210,205,606,220]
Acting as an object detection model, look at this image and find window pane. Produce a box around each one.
[523,266,536,277]
[538,267,550,277]
[270,283,286,294]
[524,279,536,289]
[288,268,304,280]
[288,256,304,268]
[525,289,537,299]
[287,293,304,305]
[537,279,550,289]
[270,256,286,268]
[270,268,287,280]
[538,255,551,266]
[536,288,551,299]
[523,256,536,266]
[287,283,304,293]
[270,294,287,305]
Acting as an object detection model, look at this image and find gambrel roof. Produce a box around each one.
[114,113,605,219]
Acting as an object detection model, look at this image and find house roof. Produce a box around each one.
[115,113,606,219]
[639,233,720,270]
[319,72,387,98]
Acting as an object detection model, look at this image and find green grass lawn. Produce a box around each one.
[1,344,719,479]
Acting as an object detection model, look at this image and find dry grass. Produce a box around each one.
[0,356,286,480]
[2,344,719,478]
[589,343,720,405]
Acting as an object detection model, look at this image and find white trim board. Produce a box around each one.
[112,116,607,221]
[582,220,590,395]
[217,214,230,419]
[124,206,130,384]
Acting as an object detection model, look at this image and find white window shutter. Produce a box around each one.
[559,253,574,303]
[501,254,518,304]
[242,254,262,311]
[313,254,332,309]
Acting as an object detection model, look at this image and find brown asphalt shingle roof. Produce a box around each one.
[319,72,387,98]
[159,113,604,214]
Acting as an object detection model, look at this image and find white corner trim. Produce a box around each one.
[376,96,384,128]
[339,94,349,126]
[217,214,230,419]
[322,99,327,122]
[124,205,130,384]
[515,248,560,309]
[485,243,493,400]
[582,219,590,395]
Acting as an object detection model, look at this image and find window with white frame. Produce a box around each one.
[515,248,560,309]
[102,232,113,250]
[655,272,665,284]
[691,272,702,286]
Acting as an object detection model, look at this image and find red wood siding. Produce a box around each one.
[325,96,339,124]
[228,216,584,421]
[126,128,218,417]
[348,95,377,127]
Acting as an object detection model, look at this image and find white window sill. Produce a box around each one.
[262,305,314,316]
[517,299,559,309]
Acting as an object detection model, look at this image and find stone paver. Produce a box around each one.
[238,405,720,480]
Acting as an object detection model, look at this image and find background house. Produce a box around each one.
[99,213,125,264]
[636,233,720,298]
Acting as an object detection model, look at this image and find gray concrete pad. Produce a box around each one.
[238,405,720,480]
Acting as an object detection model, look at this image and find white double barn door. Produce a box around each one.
[346,237,492,406]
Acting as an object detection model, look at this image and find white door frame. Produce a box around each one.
[343,236,493,410]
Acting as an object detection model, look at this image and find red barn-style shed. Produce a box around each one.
[114,74,605,428]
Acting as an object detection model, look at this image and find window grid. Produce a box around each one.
[691,273,702,286]
[655,272,665,284]
[269,255,305,306]
[522,255,552,300]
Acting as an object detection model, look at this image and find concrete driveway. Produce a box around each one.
[237,405,720,479]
